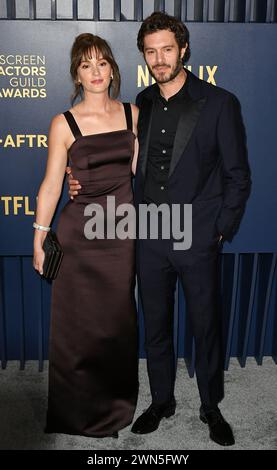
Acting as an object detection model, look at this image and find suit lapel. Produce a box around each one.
[169,96,207,178]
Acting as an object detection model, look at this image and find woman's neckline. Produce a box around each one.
[67,128,135,153]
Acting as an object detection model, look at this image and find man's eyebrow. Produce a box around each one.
[144,44,174,50]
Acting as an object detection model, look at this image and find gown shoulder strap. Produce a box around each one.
[122,103,133,131]
[63,111,82,139]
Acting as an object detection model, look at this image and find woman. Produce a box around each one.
[33,33,139,438]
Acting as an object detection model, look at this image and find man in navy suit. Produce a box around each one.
[130,12,250,446]
[69,12,251,446]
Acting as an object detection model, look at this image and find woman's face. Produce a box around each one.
[77,48,113,95]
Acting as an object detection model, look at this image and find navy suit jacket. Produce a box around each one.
[134,70,251,249]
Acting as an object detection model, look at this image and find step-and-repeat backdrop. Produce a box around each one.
[0,22,276,254]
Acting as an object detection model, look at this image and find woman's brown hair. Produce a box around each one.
[70,33,121,104]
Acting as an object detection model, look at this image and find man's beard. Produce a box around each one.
[148,57,184,84]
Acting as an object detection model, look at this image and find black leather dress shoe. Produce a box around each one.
[131,399,176,434]
[200,406,235,446]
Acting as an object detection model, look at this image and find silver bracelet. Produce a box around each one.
[33,222,51,232]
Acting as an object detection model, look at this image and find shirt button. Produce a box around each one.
[161,186,165,190]
[164,107,168,111]
[162,149,166,154]
[161,129,165,133]
[161,166,164,170]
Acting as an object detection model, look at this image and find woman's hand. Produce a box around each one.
[33,248,45,275]
[66,166,81,199]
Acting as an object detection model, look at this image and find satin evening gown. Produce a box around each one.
[45,103,138,437]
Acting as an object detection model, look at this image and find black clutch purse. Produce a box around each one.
[42,230,63,280]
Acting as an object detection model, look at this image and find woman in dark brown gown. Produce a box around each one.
[33,33,139,437]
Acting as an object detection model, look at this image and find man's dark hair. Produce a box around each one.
[137,11,191,64]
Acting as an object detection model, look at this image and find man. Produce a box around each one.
[69,12,251,446]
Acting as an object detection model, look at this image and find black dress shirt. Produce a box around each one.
[143,78,189,205]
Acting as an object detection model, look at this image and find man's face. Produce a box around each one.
[143,29,186,84]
